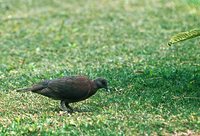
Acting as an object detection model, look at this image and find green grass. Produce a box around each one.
[0,0,200,135]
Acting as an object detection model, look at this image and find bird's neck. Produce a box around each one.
[88,81,98,97]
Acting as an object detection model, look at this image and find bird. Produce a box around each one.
[16,76,108,112]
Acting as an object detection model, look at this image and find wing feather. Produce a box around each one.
[47,77,91,100]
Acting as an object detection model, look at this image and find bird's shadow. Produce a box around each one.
[51,107,94,114]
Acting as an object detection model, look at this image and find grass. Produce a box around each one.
[0,0,200,135]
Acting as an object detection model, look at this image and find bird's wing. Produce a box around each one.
[47,77,91,100]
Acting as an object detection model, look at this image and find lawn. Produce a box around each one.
[0,0,200,135]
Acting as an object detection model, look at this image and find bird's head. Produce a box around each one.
[94,77,108,91]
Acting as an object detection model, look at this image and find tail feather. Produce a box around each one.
[16,81,49,93]
[16,84,47,92]
[16,88,32,92]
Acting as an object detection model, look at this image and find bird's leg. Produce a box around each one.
[60,100,69,111]
[65,102,73,113]
[60,100,73,113]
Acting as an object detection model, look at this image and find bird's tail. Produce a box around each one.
[16,87,32,92]
[16,84,46,92]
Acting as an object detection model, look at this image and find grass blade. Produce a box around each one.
[168,29,200,46]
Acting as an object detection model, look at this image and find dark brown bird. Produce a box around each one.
[16,76,108,112]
